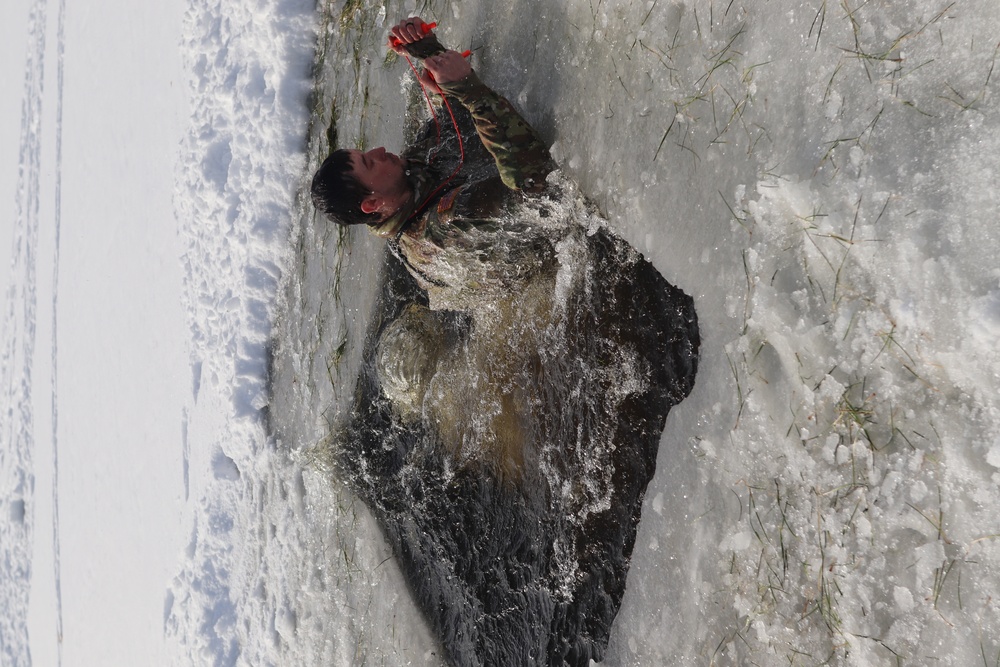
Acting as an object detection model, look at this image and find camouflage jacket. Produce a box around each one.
[369,35,556,310]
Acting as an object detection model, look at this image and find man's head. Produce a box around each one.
[311,147,412,226]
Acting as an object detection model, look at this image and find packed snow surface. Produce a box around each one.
[3,0,999,665]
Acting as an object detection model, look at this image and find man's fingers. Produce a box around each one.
[423,51,472,84]
[424,52,455,69]
[389,17,431,48]
[402,19,426,40]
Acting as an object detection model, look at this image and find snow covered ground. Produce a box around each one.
[2,0,192,664]
[3,0,999,665]
[1,0,313,663]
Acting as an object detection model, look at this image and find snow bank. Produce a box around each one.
[1,1,53,662]
[164,0,318,663]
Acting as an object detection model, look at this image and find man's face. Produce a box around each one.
[348,147,410,219]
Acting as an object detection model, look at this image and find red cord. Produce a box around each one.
[402,54,442,149]
[400,52,467,217]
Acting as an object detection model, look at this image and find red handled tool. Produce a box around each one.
[389,21,470,60]
[388,21,437,48]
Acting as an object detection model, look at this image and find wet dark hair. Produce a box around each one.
[310,150,378,226]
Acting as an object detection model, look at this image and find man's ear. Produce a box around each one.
[360,196,381,215]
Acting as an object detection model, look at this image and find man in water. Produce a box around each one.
[311,16,556,303]
[315,15,700,667]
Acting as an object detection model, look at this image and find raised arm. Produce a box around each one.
[435,67,554,194]
[389,18,554,193]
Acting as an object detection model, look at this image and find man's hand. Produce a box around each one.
[389,16,433,54]
[421,50,473,88]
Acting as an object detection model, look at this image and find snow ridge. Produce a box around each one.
[0,0,48,663]
[49,0,66,663]
[165,0,316,663]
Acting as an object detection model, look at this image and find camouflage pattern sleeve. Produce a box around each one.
[437,72,554,193]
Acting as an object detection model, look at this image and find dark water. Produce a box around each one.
[337,220,698,665]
